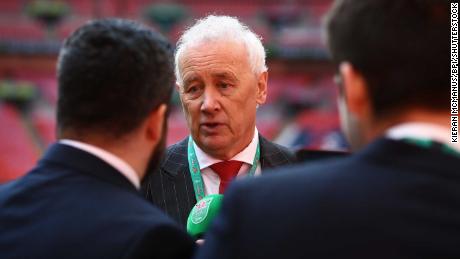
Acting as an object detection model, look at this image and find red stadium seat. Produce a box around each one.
[0,104,39,183]
[31,107,56,147]
[166,110,189,146]
[0,20,44,41]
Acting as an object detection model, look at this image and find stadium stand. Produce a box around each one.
[0,0,344,183]
[0,104,39,182]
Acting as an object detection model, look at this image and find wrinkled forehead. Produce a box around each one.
[177,40,251,78]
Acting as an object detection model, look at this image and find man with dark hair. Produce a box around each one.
[0,19,194,259]
[196,1,459,258]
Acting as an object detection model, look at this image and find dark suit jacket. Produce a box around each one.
[142,135,296,227]
[0,143,195,259]
[196,138,460,259]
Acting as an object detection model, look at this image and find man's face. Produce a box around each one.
[178,41,267,159]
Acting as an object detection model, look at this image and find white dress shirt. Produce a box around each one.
[59,139,140,189]
[193,128,261,195]
[386,122,460,152]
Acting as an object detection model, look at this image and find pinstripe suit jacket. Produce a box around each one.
[142,135,296,227]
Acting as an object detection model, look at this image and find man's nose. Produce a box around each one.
[200,87,221,113]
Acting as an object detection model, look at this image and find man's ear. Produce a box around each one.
[256,71,268,105]
[340,62,371,120]
[146,104,167,143]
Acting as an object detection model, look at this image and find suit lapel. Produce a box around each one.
[156,135,282,220]
[40,143,138,193]
[157,138,196,224]
[259,135,293,170]
[162,136,285,175]
[161,138,189,178]
[162,136,293,179]
[154,135,294,227]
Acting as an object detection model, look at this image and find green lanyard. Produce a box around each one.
[187,136,260,201]
[403,138,460,157]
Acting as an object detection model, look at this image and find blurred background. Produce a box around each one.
[0,0,347,183]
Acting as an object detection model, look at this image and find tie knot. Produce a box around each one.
[210,160,243,182]
[210,160,243,194]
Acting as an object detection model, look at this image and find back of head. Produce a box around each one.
[57,19,174,138]
[325,0,450,119]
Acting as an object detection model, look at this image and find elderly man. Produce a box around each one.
[196,1,459,258]
[142,15,296,227]
[0,19,194,259]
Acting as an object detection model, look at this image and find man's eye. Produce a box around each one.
[186,86,198,93]
[218,83,230,89]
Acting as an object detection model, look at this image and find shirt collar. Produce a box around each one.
[59,139,140,189]
[386,122,460,152]
[193,128,259,170]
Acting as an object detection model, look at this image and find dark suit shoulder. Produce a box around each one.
[126,223,195,259]
[142,137,188,194]
[164,138,188,160]
[199,139,460,259]
[223,137,460,238]
[114,198,195,259]
[141,137,195,227]
[0,162,193,259]
[228,154,348,199]
[258,135,296,168]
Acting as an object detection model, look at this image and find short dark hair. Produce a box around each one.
[57,19,174,137]
[325,0,449,118]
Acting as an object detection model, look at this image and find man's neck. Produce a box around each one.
[199,128,257,161]
[59,138,142,189]
[59,133,147,180]
[194,129,259,170]
[367,109,450,143]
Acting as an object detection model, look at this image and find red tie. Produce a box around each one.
[210,160,243,194]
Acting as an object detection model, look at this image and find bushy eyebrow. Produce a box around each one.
[183,71,240,87]
[183,74,201,87]
[212,72,239,83]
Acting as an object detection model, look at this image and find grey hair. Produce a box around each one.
[174,15,267,85]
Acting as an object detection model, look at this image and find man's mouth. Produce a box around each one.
[202,123,220,127]
[200,123,224,132]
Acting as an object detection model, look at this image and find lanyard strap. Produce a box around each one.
[187,136,260,201]
[403,138,460,157]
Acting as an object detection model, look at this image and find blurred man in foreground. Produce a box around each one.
[196,1,458,258]
[142,15,296,227]
[0,19,194,259]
